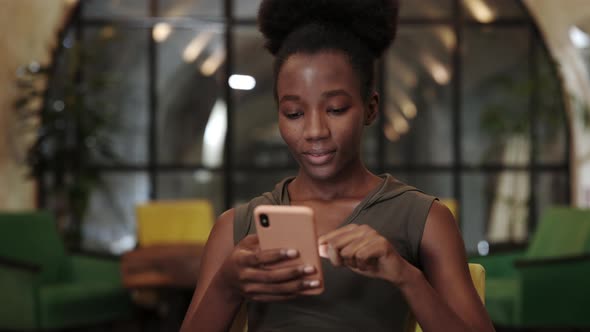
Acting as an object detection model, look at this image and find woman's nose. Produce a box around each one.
[303,110,330,141]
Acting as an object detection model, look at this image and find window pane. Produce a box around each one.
[235,0,262,19]
[157,171,224,216]
[157,26,225,166]
[391,172,453,198]
[83,172,149,254]
[462,26,530,166]
[233,171,296,206]
[462,0,527,22]
[535,42,568,164]
[159,0,222,18]
[385,26,453,166]
[83,0,148,18]
[462,171,530,255]
[83,26,150,165]
[399,0,452,19]
[232,26,287,168]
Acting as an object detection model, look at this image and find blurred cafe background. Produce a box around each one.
[0,0,589,331]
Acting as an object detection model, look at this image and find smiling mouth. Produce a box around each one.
[302,150,336,165]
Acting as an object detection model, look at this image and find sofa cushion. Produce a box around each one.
[485,278,520,326]
[38,281,133,329]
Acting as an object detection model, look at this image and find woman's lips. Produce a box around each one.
[302,150,336,165]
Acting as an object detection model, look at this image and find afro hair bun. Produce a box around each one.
[258,0,399,57]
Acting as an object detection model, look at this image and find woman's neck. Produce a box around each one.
[289,160,382,201]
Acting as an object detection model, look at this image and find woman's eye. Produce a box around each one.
[328,107,349,114]
[285,111,303,119]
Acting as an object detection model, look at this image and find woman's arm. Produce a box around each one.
[400,201,495,332]
[180,209,243,332]
[181,209,322,332]
[318,201,495,332]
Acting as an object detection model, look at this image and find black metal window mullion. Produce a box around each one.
[451,0,464,224]
[148,0,158,199]
[528,22,539,232]
[224,0,235,210]
[377,58,386,174]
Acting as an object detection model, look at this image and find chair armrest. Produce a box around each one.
[469,250,526,278]
[0,259,41,329]
[66,254,122,284]
[0,256,41,274]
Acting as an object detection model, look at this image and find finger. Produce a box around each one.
[242,278,321,298]
[326,225,375,251]
[318,224,358,244]
[339,236,372,269]
[250,294,298,302]
[353,240,388,270]
[240,234,259,246]
[241,248,299,267]
[241,264,316,283]
[340,235,375,268]
[327,244,343,266]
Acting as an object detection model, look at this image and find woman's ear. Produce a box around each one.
[365,92,379,125]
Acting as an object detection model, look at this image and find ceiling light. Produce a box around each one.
[384,122,401,142]
[569,25,590,49]
[153,23,172,43]
[200,47,226,76]
[421,53,451,85]
[229,74,256,90]
[183,31,214,63]
[464,0,496,24]
[391,112,410,135]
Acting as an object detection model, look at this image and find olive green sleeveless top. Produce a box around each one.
[233,174,437,332]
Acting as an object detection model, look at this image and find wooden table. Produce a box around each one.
[121,244,205,332]
[121,244,204,288]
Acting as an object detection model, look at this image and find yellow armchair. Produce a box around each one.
[136,199,215,246]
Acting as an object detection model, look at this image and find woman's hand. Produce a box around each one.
[318,224,414,286]
[220,234,321,302]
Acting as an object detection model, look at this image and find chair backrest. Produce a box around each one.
[0,211,66,282]
[525,206,590,259]
[136,200,215,246]
[230,263,486,332]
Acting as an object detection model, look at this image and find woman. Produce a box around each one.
[181,0,495,331]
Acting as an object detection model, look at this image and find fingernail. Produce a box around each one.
[309,280,320,287]
[303,265,315,274]
[286,249,298,258]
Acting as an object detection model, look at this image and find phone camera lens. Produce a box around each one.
[260,214,270,228]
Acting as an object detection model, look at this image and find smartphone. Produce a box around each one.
[253,205,324,295]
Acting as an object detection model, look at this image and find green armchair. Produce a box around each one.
[470,206,590,328]
[0,211,134,330]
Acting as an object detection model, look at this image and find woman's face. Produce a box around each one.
[276,51,378,181]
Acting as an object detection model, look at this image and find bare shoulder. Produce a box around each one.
[206,208,236,249]
[420,200,469,282]
[422,200,461,250]
[215,208,236,231]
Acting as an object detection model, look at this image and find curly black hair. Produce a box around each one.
[258,0,399,101]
